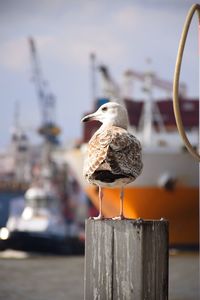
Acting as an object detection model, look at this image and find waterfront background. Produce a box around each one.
[0,1,199,299]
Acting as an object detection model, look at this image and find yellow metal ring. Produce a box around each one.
[173,3,200,162]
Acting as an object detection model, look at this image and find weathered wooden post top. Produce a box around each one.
[84,219,168,300]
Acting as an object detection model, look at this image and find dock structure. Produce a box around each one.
[84,219,169,300]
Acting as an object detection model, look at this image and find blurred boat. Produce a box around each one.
[65,59,199,249]
[0,185,84,254]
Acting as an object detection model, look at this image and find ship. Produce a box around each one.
[64,56,199,249]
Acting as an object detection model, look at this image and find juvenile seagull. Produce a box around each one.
[81,102,143,219]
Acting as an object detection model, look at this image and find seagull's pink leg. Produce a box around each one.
[119,186,125,219]
[93,186,104,220]
[112,186,125,220]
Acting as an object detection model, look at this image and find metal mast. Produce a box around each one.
[90,53,96,103]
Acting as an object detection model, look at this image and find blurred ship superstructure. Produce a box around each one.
[0,102,32,189]
[65,55,199,248]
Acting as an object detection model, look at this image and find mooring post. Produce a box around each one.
[84,219,168,300]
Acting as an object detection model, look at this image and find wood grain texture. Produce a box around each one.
[84,219,168,300]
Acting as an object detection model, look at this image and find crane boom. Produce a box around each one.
[28,37,60,144]
[98,65,122,103]
[124,69,187,96]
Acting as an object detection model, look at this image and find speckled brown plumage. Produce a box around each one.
[83,125,143,187]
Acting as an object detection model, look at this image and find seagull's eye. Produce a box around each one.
[102,107,108,112]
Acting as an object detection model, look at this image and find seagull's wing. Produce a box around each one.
[83,128,113,178]
[106,127,143,179]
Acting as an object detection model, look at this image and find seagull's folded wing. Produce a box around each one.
[107,128,143,178]
[83,128,113,177]
[83,126,143,180]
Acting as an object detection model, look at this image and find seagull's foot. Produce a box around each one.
[112,215,126,220]
[91,214,104,220]
[135,217,143,224]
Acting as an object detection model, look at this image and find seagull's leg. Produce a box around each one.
[112,186,125,220]
[119,186,125,219]
[93,186,104,220]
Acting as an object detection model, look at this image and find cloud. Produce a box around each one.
[49,33,128,68]
[0,36,55,71]
[0,0,197,98]
[0,38,29,71]
[0,1,194,72]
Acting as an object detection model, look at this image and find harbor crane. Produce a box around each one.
[97,60,188,145]
[28,37,60,145]
[99,65,121,99]
[123,68,187,98]
[98,61,187,102]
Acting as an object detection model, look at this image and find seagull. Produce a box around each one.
[81,102,143,220]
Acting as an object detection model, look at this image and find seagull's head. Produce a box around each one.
[81,102,129,129]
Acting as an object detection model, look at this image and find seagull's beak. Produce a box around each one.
[81,112,99,122]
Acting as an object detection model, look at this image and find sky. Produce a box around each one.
[0,0,198,148]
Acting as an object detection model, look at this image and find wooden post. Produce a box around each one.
[84,219,168,300]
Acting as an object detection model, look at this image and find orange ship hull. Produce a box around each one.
[86,186,199,247]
